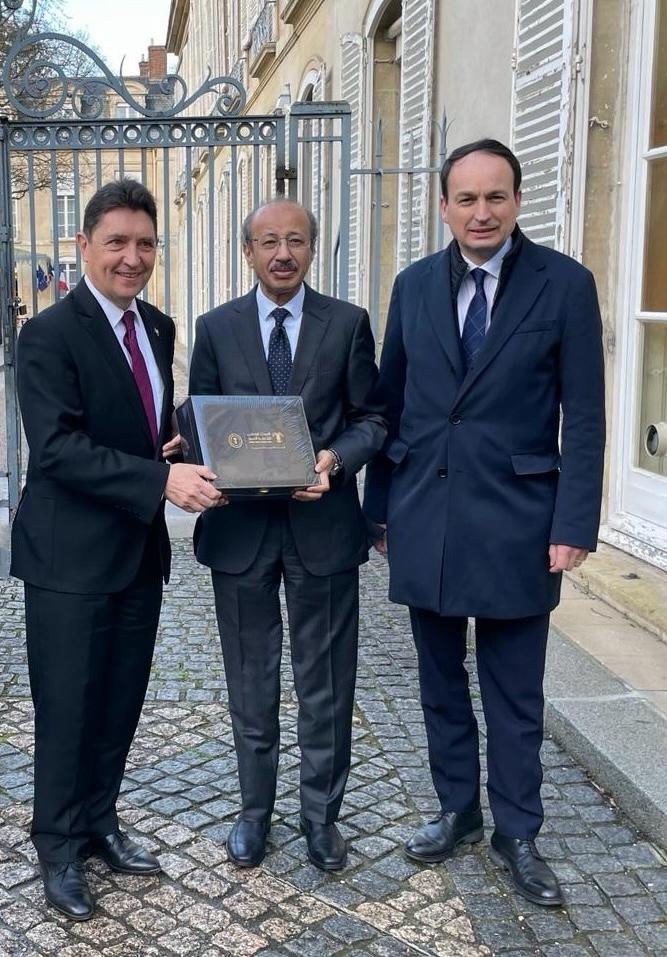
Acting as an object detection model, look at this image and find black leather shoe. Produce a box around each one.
[226,818,270,868]
[39,860,94,921]
[405,808,484,862]
[300,817,347,871]
[489,832,564,907]
[90,831,161,875]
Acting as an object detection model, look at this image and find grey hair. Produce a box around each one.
[241,199,318,250]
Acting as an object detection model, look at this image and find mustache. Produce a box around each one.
[269,261,297,272]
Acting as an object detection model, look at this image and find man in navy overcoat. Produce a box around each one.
[364,140,605,907]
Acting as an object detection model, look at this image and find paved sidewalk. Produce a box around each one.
[547,577,667,849]
[0,542,665,956]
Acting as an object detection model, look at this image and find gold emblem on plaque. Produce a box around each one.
[228,432,244,449]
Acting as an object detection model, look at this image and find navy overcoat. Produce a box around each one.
[363,232,606,619]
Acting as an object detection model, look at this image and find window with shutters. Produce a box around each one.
[60,262,78,290]
[237,157,252,292]
[340,34,365,303]
[56,193,76,240]
[12,197,19,241]
[249,1,277,78]
[295,67,329,291]
[397,0,435,270]
[511,0,589,251]
[217,173,231,303]
[308,68,328,292]
[197,198,208,315]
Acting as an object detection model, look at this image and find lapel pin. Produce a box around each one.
[154,327,160,337]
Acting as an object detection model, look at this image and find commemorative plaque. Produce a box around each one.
[175,395,319,497]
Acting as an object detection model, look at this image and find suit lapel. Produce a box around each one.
[288,284,330,395]
[230,289,274,395]
[72,280,155,449]
[455,248,548,402]
[422,249,465,380]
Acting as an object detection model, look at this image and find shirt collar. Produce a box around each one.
[84,274,139,328]
[462,235,513,280]
[256,282,305,322]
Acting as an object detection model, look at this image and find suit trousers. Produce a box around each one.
[25,548,162,862]
[410,609,550,839]
[211,506,359,825]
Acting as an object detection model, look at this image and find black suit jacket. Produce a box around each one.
[364,233,606,618]
[189,284,387,576]
[11,279,174,594]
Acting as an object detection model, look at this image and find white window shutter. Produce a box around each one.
[398,0,435,271]
[310,66,325,292]
[511,0,583,250]
[240,0,250,41]
[340,33,365,304]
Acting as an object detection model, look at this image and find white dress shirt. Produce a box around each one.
[456,236,513,335]
[256,283,305,359]
[84,275,164,425]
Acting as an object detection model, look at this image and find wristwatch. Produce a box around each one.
[326,448,343,477]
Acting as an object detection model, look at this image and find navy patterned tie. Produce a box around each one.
[267,307,292,395]
[461,268,487,371]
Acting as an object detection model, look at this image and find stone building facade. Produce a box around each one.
[163,0,666,569]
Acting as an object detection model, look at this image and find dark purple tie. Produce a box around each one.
[121,310,158,446]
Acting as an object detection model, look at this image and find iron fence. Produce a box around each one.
[0,4,448,522]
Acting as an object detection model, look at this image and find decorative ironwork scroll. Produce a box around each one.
[0,0,33,13]
[7,117,280,152]
[2,29,247,120]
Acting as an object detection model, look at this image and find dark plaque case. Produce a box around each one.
[176,395,319,497]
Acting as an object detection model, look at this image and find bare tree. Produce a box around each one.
[1,0,101,196]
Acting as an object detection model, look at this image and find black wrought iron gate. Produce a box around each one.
[0,5,352,520]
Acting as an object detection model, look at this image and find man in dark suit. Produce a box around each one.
[189,199,386,871]
[11,179,221,920]
[364,140,605,907]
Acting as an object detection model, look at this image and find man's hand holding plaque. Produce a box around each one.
[165,462,226,513]
[292,449,334,502]
[175,395,320,498]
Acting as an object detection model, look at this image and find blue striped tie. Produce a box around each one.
[461,268,487,371]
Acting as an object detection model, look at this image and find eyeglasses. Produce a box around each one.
[252,235,310,251]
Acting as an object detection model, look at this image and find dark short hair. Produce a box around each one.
[82,178,158,237]
[440,139,522,199]
[242,199,318,250]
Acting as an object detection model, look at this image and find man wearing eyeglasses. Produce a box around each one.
[189,199,386,872]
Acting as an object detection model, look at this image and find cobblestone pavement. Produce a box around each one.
[0,543,665,957]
